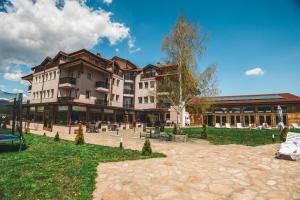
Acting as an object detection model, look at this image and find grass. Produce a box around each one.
[165,127,300,146]
[0,133,165,200]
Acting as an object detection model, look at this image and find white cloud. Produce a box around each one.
[128,36,135,48]
[103,0,112,4]
[4,69,23,81]
[0,0,130,72]
[115,48,119,52]
[129,47,141,54]
[245,67,265,76]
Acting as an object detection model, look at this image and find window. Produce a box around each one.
[49,72,52,80]
[35,77,38,82]
[53,71,56,79]
[87,72,92,80]
[138,97,142,104]
[150,96,154,103]
[116,95,119,102]
[86,90,91,98]
[117,79,120,86]
[111,94,115,101]
[144,96,148,103]
[39,76,41,82]
[42,75,44,81]
[43,91,46,98]
[47,90,50,98]
[139,82,143,89]
[45,73,48,81]
[51,89,54,98]
[144,82,149,89]
[150,81,155,88]
[112,78,115,85]
[33,92,36,99]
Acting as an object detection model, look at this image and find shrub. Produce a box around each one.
[142,139,152,156]
[43,132,46,136]
[54,132,60,141]
[201,124,208,139]
[75,123,85,145]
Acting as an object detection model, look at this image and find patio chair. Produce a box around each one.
[215,123,221,128]
[225,123,231,128]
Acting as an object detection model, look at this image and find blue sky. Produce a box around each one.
[0,0,300,96]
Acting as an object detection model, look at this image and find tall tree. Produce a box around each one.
[157,15,210,128]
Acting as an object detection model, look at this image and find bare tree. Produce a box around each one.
[157,15,208,129]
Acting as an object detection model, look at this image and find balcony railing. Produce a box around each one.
[58,96,74,101]
[141,72,156,79]
[59,77,76,85]
[123,104,134,109]
[95,81,109,89]
[95,99,108,106]
[124,74,135,81]
[123,89,134,95]
[28,85,32,91]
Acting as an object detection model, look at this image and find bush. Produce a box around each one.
[142,139,152,156]
[75,123,85,145]
[201,124,208,139]
[43,132,46,136]
[54,132,60,141]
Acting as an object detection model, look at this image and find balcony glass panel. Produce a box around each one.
[95,81,109,89]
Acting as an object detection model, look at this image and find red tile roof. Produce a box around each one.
[189,93,300,106]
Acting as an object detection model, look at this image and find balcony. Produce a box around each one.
[28,85,32,93]
[58,96,74,102]
[59,77,76,88]
[95,81,109,93]
[123,89,134,95]
[123,104,134,109]
[141,72,156,79]
[95,99,108,106]
[124,74,135,83]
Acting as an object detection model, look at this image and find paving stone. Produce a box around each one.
[293,192,300,200]
[101,188,130,200]
[208,183,233,196]
[266,180,277,186]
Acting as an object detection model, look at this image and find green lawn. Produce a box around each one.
[165,127,300,146]
[0,133,165,200]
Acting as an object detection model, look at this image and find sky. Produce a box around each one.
[0,0,299,98]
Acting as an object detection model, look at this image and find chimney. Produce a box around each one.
[96,53,101,57]
[156,61,160,65]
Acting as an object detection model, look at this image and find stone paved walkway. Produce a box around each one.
[32,130,300,200]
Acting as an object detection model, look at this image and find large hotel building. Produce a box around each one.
[21,49,300,133]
